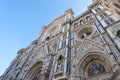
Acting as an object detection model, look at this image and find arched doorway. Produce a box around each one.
[84,60,108,80]
[78,53,113,80]
[24,62,43,80]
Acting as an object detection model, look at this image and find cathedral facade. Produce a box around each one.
[1,0,120,80]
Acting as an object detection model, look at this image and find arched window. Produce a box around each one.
[46,36,50,40]
[80,20,84,24]
[74,23,78,28]
[86,16,90,21]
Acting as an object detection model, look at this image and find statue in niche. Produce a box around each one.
[57,56,63,71]
[48,45,54,53]
[88,62,105,76]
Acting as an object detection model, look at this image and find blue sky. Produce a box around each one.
[0,0,92,76]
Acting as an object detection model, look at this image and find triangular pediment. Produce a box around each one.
[76,38,105,59]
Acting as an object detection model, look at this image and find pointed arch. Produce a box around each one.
[24,61,43,80]
[77,51,114,79]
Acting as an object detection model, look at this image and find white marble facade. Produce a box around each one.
[1,0,120,80]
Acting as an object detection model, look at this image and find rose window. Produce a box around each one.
[77,27,93,40]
